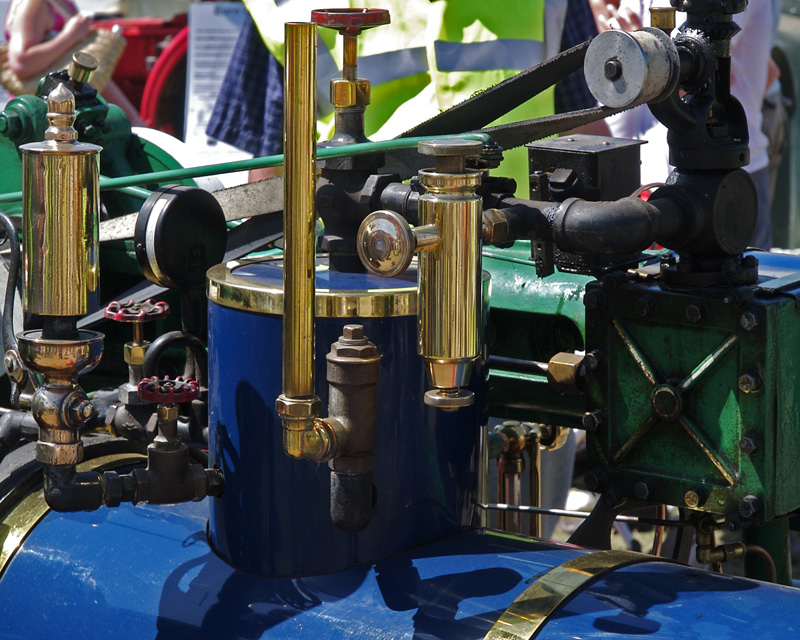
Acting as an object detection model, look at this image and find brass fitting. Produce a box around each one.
[157,403,179,424]
[123,341,149,366]
[482,208,511,246]
[417,138,484,410]
[20,83,101,317]
[283,417,337,462]
[695,517,747,565]
[547,352,585,395]
[331,77,371,108]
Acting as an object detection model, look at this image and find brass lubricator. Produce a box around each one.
[357,138,483,410]
[14,84,104,467]
[417,139,484,410]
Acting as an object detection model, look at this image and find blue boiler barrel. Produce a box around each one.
[0,491,798,639]
[206,257,488,577]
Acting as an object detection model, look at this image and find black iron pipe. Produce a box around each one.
[550,195,687,254]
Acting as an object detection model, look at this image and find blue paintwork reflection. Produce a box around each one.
[207,262,486,577]
[1,500,798,639]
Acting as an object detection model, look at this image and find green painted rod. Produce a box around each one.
[0,133,490,204]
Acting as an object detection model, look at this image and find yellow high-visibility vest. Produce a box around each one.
[246,0,566,193]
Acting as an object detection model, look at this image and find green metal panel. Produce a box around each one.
[584,273,800,523]
[483,241,590,426]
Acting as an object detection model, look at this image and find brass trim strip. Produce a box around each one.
[207,260,417,318]
[0,453,146,578]
[484,549,673,640]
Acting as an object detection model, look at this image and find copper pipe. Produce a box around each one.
[527,436,542,537]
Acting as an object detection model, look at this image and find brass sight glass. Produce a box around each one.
[16,83,104,466]
[357,138,484,410]
[417,139,483,410]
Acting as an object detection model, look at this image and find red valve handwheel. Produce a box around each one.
[311,9,390,36]
[138,376,198,404]
[105,299,169,323]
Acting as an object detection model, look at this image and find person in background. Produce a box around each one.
[208,0,611,188]
[5,0,144,125]
[591,0,782,249]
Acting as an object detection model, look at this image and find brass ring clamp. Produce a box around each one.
[484,549,678,640]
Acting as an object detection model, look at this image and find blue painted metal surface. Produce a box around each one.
[1,499,798,639]
[207,260,487,577]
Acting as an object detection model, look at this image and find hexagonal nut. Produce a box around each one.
[329,340,379,359]
[36,441,83,466]
[275,394,321,420]
[101,471,124,507]
[482,209,511,246]
[124,342,148,366]
[157,403,179,423]
[547,352,585,395]
[330,78,370,108]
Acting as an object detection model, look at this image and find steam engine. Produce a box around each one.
[0,2,798,638]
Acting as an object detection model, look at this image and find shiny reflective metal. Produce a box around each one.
[281,21,318,405]
[20,84,101,317]
[278,22,324,456]
[484,550,673,639]
[207,259,417,318]
[546,351,585,395]
[650,6,677,32]
[17,329,103,465]
[417,139,483,409]
[584,28,679,109]
[68,52,98,84]
[357,210,440,277]
[0,452,145,578]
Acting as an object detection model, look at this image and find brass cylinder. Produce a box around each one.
[20,84,101,317]
[418,169,482,390]
[282,22,318,401]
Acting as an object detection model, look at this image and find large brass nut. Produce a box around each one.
[330,78,370,108]
[36,440,83,466]
[482,209,510,246]
[157,404,179,423]
[275,394,321,420]
[124,342,148,366]
[547,352,585,395]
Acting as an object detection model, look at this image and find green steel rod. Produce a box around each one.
[0,132,490,204]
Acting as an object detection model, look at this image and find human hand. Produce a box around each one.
[592,1,644,32]
[62,14,92,42]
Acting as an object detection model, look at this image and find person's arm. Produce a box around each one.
[6,1,91,79]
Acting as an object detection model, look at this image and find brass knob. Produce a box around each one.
[68,52,99,84]
[357,210,440,277]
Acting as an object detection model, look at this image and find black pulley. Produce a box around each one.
[134,185,226,289]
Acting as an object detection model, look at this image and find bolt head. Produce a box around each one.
[738,495,761,520]
[738,436,759,455]
[738,373,761,393]
[604,58,623,80]
[740,310,760,331]
[633,480,653,500]
[634,295,656,317]
[686,303,705,323]
[685,489,704,509]
[584,350,605,372]
[582,410,605,432]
